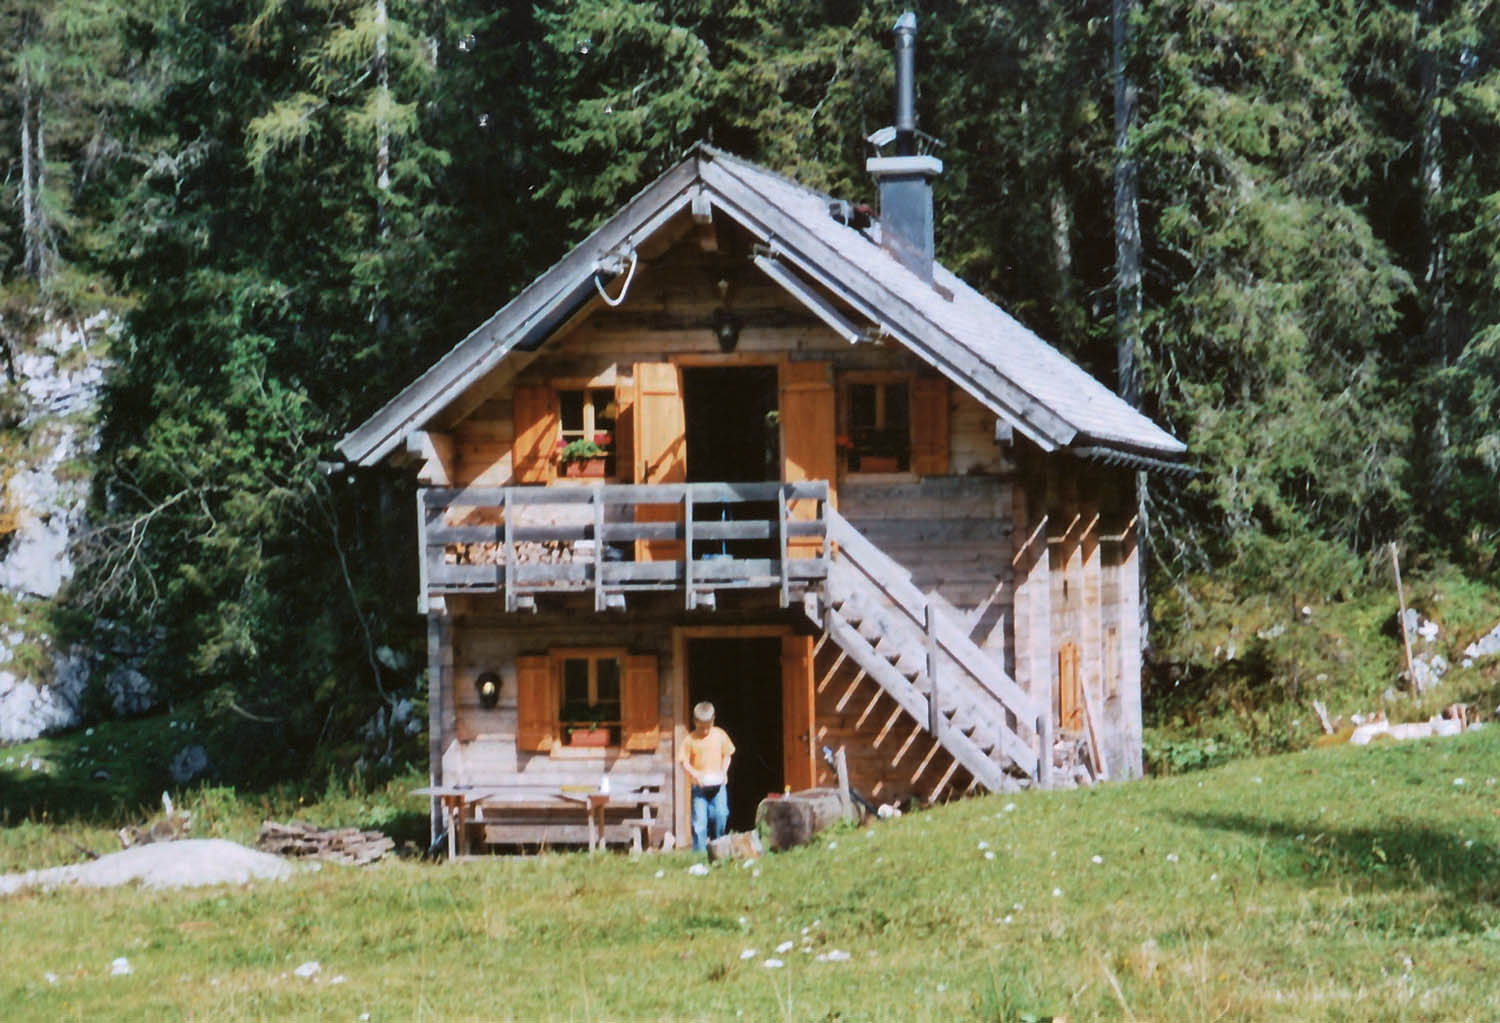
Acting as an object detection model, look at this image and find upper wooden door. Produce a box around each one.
[778,361,836,558]
[633,362,687,561]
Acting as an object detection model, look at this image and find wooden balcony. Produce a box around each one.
[420,481,829,612]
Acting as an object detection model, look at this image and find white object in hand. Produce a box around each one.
[699,772,726,787]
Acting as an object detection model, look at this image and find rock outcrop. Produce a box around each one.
[0,311,151,741]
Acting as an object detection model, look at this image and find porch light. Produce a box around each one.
[476,671,501,710]
[713,307,741,352]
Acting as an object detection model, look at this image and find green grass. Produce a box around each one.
[2,726,1498,1021]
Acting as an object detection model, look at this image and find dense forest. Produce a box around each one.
[1,0,1497,779]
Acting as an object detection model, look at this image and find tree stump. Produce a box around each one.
[755,788,855,852]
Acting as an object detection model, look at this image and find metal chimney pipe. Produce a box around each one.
[893,11,918,156]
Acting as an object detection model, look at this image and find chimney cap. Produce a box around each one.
[866,154,943,178]
[895,10,916,34]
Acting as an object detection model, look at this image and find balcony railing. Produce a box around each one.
[419,481,829,611]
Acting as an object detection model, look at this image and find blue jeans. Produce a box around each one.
[690,784,729,851]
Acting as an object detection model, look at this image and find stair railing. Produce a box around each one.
[823,508,1052,785]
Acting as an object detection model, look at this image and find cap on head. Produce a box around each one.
[692,701,716,725]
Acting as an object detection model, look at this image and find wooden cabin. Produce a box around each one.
[336,142,1185,853]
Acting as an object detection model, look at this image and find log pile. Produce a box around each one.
[444,540,575,566]
[255,821,394,865]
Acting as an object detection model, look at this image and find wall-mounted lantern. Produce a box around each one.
[475,670,501,710]
[713,307,741,353]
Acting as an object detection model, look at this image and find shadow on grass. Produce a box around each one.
[1175,809,1500,914]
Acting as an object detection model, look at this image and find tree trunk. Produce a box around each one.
[1112,0,1149,645]
[20,61,39,281]
[373,0,391,336]
[1418,0,1452,501]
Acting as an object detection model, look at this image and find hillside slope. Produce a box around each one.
[2,727,1497,1021]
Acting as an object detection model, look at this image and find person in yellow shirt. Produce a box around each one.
[678,701,735,851]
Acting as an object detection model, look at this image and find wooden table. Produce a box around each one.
[414,785,662,856]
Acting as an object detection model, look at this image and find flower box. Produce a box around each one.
[567,727,611,748]
[856,454,901,473]
[563,457,608,478]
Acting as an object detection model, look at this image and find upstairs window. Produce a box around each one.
[844,378,911,473]
[557,387,617,477]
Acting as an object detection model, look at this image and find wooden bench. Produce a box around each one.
[416,775,667,856]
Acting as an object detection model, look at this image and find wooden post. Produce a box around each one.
[1391,542,1419,692]
[593,490,606,612]
[834,746,851,802]
[684,487,695,610]
[777,485,790,608]
[415,489,430,615]
[925,601,941,736]
[502,489,516,613]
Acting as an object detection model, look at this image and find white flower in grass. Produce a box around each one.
[331,975,347,985]
[1002,915,1013,924]
[43,972,58,985]
[1003,802,1017,813]
[654,869,665,878]
[763,959,784,969]
[687,863,709,876]
[984,851,995,861]
[110,958,132,977]
[1166,853,1179,863]
[775,940,794,954]
[1453,778,1466,786]
[740,949,757,961]
[1052,887,1063,898]
[1091,855,1103,865]
[293,961,320,980]
[977,840,990,850]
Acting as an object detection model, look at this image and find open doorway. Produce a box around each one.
[686,636,783,832]
[683,366,779,482]
[683,366,779,560]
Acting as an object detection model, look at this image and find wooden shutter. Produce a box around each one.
[779,362,836,558]
[512,385,557,484]
[621,654,660,752]
[613,374,635,488]
[1057,642,1083,733]
[633,363,686,561]
[909,376,949,476]
[515,655,555,752]
[780,634,816,791]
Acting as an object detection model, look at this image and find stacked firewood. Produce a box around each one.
[444,540,577,566]
[254,821,394,865]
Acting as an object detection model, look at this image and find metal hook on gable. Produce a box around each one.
[593,249,639,307]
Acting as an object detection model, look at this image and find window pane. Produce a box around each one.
[595,658,621,721]
[559,389,584,433]
[561,658,590,714]
[849,384,877,431]
[884,381,909,436]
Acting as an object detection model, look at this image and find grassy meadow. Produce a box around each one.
[1,721,1498,1021]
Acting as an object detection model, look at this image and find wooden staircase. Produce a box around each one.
[809,509,1053,794]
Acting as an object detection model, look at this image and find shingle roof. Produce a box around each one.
[336,146,1184,467]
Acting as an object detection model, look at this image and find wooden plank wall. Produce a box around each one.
[1029,455,1142,780]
